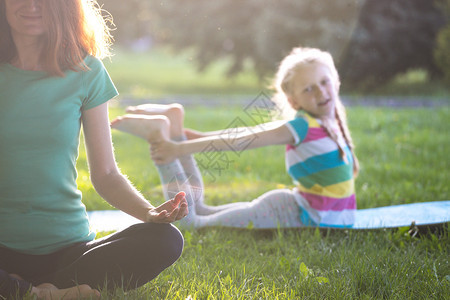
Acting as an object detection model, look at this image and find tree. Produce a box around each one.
[148,0,362,78]
[339,0,447,88]
[434,0,450,84]
[99,0,447,89]
[98,0,154,45]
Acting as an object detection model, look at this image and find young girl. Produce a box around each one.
[111,47,359,230]
[0,0,187,299]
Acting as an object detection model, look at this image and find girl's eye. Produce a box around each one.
[303,86,313,93]
[321,79,330,86]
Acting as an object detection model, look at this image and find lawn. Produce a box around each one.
[69,48,450,299]
[103,48,263,98]
[74,103,449,299]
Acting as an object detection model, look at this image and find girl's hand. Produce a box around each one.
[183,128,206,140]
[150,140,180,165]
[146,192,188,223]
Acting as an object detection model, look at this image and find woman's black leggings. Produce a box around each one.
[0,222,184,298]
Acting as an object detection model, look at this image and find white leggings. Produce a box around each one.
[190,189,303,228]
[156,138,303,229]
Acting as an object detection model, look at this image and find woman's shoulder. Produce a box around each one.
[83,55,106,71]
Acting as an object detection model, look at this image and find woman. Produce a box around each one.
[0,0,188,298]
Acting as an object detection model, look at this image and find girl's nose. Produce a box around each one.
[316,85,328,100]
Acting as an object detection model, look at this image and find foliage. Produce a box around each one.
[339,0,447,89]
[98,0,154,45]
[434,0,450,84]
[435,27,450,84]
[146,0,362,79]
[99,0,447,90]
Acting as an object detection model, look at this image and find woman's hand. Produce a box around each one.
[146,191,188,223]
[150,140,180,165]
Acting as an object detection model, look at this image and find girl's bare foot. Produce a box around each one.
[111,114,170,143]
[126,103,184,138]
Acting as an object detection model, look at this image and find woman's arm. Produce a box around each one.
[151,120,295,164]
[81,102,188,223]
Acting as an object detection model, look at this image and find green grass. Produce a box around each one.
[73,105,450,299]
[97,227,449,299]
[104,48,449,100]
[104,48,263,98]
[369,69,450,98]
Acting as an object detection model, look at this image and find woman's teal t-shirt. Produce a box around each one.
[0,56,118,254]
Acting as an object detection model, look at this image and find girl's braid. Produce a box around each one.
[335,100,359,175]
[320,116,347,163]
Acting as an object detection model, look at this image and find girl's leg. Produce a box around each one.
[126,103,186,140]
[122,104,248,215]
[38,223,183,291]
[184,189,303,229]
[173,134,249,215]
[111,114,197,218]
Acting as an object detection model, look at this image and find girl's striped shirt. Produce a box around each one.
[284,112,356,227]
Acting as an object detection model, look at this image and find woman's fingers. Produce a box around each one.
[146,192,188,223]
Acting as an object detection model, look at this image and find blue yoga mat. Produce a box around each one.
[87,201,450,232]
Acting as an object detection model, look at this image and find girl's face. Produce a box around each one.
[5,0,45,39]
[288,62,339,119]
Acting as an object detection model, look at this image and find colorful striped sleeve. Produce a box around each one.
[285,116,308,145]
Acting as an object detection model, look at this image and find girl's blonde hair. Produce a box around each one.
[273,47,359,175]
[0,0,113,76]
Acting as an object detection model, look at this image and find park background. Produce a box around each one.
[76,0,449,299]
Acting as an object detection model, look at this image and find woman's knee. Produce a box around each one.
[161,224,184,262]
[141,223,184,264]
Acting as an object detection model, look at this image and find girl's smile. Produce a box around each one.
[318,99,331,106]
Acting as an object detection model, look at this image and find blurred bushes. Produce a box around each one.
[339,0,446,89]
[98,0,448,90]
[434,0,450,84]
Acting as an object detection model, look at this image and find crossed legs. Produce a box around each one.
[0,223,183,299]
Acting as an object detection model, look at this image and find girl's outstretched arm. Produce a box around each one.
[151,121,295,164]
[184,120,287,139]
